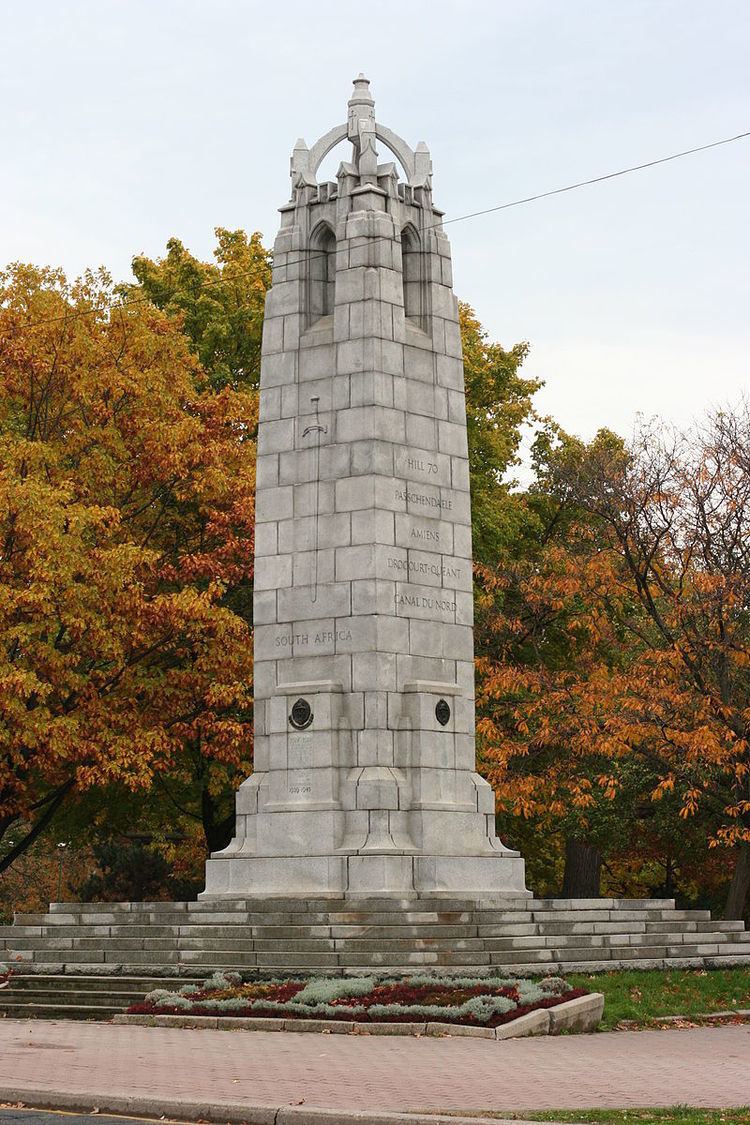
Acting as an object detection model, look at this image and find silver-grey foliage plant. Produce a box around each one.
[143,972,571,1026]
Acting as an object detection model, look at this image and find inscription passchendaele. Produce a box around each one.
[394,486,452,511]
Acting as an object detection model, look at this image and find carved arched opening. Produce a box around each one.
[308,223,336,325]
[401,224,424,329]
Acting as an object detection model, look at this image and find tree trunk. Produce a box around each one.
[561,837,603,898]
[201,786,235,855]
[724,843,750,920]
[0,780,75,876]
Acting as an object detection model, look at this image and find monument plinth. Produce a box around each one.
[202,76,528,898]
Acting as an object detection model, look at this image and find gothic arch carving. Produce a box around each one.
[401,223,424,329]
[306,221,336,325]
[302,123,417,185]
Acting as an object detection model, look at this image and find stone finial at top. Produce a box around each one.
[347,74,376,139]
[287,75,432,197]
[348,74,378,183]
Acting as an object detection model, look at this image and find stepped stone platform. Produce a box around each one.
[2,896,749,1011]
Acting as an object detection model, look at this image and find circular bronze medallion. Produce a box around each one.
[435,698,451,726]
[289,698,313,730]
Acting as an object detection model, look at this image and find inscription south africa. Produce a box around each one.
[275,628,353,648]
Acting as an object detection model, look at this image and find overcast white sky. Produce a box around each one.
[2,0,748,448]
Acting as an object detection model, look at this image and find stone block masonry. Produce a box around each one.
[202,75,527,898]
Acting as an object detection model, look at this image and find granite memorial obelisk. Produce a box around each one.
[202,76,528,898]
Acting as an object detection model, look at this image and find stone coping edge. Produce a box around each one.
[617,1007,750,1027]
[0,1087,550,1125]
[111,992,604,1038]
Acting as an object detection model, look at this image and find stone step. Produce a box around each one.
[8,943,750,984]
[32,911,497,929]
[81,915,739,938]
[32,897,694,917]
[2,974,200,992]
[665,909,714,921]
[27,949,182,964]
[71,937,201,952]
[13,905,721,931]
[44,896,531,916]
[178,938,338,953]
[529,898,675,910]
[0,1002,124,1019]
[16,921,748,949]
[10,937,749,968]
[191,897,531,912]
[327,938,486,953]
[525,909,664,924]
[0,988,145,1006]
[9,926,749,959]
[646,919,747,934]
[533,920,649,936]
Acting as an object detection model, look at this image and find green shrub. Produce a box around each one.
[295,976,376,1005]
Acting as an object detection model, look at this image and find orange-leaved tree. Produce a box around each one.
[474,428,649,897]
[0,263,257,873]
[477,415,750,917]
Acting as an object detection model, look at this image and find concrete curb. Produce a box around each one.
[616,1007,750,1028]
[112,992,604,1038]
[0,1086,547,1125]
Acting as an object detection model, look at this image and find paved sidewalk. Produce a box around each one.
[0,1018,749,1114]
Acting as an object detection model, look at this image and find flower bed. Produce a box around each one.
[128,972,588,1029]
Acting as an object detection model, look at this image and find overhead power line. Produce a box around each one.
[441,130,750,226]
[8,128,750,336]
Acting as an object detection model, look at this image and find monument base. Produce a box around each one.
[200,850,530,899]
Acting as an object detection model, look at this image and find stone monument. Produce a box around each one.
[202,76,528,899]
[4,80,749,1000]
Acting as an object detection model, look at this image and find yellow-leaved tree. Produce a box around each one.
[0,263,259,873]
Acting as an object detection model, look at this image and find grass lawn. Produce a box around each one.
[564,967,750,1030]
[459,1112,750,1124]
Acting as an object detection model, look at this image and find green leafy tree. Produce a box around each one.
[126,228,271,390]
[459,303,540,563]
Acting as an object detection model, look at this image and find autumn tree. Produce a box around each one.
[473,427,647,897]
[558,407,750,917]
[0,263,257,873]
[478,410,750,917]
